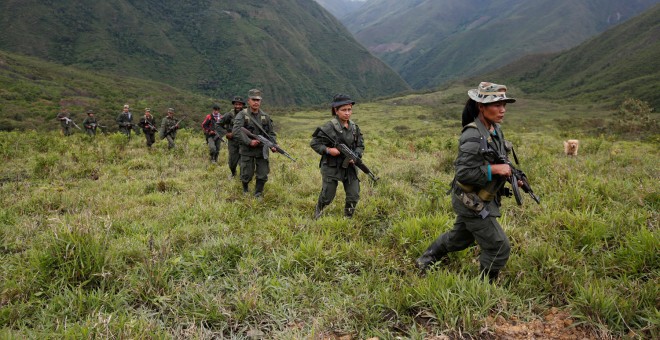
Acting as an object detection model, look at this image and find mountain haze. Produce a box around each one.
[0,0,409,105]
[345,0,659,89]
[314,0,366,18]
[488,3,660,109]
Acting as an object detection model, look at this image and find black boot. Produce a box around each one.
[480,265,500,284]
[314,202,326,220]
[415,241,448,274]
[254,180,266,198]
[242,182,249,194]
[344,202,356,218]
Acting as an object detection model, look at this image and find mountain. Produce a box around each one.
[487,3,660,110]
[344,0,659,89]
[314,0,366,18]
[0,0,409,105]
[0,49,214,131]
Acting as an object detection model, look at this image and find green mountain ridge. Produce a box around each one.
[485,3,660,110]
[0,0,409,105]
[343,0,659,89]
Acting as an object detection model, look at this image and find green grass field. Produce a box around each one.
[1,94,658,338]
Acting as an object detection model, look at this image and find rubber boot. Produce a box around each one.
[254,180,266,198]
[415,240,448,274]
[344,202,356,218]
[242,182,249,195]
[314,201,326,220]
[480,265,500,284]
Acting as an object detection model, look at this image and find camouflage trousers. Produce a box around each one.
[163,134,175,149]
[145,132,156,147]
[317,165,360,207]
[207,136,222,160]
[239,155,269,183]
[227,140,240,175]
[428,215,511,271]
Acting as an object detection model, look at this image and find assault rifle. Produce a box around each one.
[165,118,185,135]
[88,123,108,133]
[240,127,295,162]
[483,148,540,205]
[143,122,158,133]
[62,117,82,130]
[313,128,378,182]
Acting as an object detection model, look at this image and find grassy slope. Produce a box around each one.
[0,89,658,338]
[0,0,409,105]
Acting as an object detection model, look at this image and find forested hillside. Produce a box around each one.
[0,0,409,105]
[488,3,660,110]
[344,0,659,89]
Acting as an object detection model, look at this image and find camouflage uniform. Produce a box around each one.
[310,117,364,217]
[417,82,517,282]
[219,108,241,175]
[138,112,158,147]
[232,106,276,195]
[116,110,136,137]
[160,111,179,149]
[82,114,98,137]
[202,108,226,162]
[57,112,72,136]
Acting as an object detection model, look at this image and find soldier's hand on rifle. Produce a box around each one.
[270,146,277,153]
[326,147,341,157]
[209,130,216,135]
[226,132,233,139]
[249,139,260,147]
[491,164,512,177]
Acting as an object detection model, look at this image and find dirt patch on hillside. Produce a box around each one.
[484,307,599,339]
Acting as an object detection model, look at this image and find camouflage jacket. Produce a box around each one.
[116,112,133,128]
[82,116,97,129]
[160,116,180,138]
[452,119,508,218]
[310,118,364,169]
[138,116,158,133]
[232,109,276,157]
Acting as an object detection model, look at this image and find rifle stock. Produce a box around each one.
[240,127,295,162]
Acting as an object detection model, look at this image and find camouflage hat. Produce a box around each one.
[123,104,130,109]
[331,94,355,108]
[468,82,516,104]
[86,110,94,115]
[167,108,175,113]
[231,96,246,105]
[144,108,151,112]
[248,89,262,100]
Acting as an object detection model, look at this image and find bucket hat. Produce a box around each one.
[468,82,516,104]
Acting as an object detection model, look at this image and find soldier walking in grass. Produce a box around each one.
[232,89,277,197]
[201,104,226,163]
[310,94,364,219]
[138,108,158,148]
[416,82,520,283]
[218,96,246,176]
[82,110,98,137]
[116,104,139,137]
[160,108,180,149]
[56,110,73,136]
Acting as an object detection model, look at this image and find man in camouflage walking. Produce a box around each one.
[219,96,245,176]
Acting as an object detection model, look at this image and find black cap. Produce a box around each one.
[331,94,355,108]
[212,104,221,110]
[231,96,246,105]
